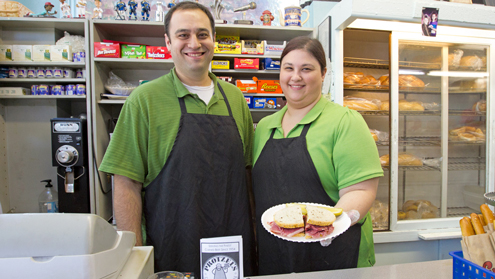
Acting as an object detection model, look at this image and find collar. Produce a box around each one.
[265,96,329,130]
[171,68,223,100]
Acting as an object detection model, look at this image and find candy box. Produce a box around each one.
[234,58,259,70]
[245,96,253,108]
[235,79,257,93]
[146,46,171,59]
[0,87,30,95]
[214,35,241,54]
[261,58,280,70]
[121,45,146,59]
[253,97,277,109]
[257,80,283,94]
[264,41,286,56]
[94,42,120,58]
[211,60,229,69]
[241,40,264,55]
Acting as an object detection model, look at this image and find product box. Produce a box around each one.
[0,45,13,61]
[235,79,257,93]
[253,97,277,109]
[121,44,146,59]
[0,87,30,95]
[33,45,51,61]
[94,42,120,58]
[234,58,259,70]
[214,35,241,54]
[257,80,283,94]
[264,41,286,56]
[12,45,32,61]
[211,60,229,69]
[241,40,264,55]
[50,45,72,62]
[146,46,171,59]
[261,58,280,70]
[245,96,253,108]
[217,76,233,84]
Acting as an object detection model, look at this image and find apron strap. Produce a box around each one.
[217,82,233,117]
[269,123,312,140]
[178,96,187,114]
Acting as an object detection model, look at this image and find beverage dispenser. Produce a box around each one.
[50,117,90,213]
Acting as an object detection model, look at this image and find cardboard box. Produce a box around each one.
[245,96,253,108]
[217,76,233,84]
[211,60,229,69]
[50,45,72,62]
[264,41,286,56]
[146,46,171,59]
[33,45,51,61]
[12,45,32,61]
[235,79,257,93]
[262,58,280,70]
[234,58,259,70]
[214,35,241,54]
[94,42,120,58]
[0,45,13,61]
[0,87,30,95]
[241,40,264,55]
[121,44,146,59]
[253,97,277,109]
[257,80,283,94]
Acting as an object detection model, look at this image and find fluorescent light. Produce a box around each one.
[399,69,425,75]
[427,71,489,77]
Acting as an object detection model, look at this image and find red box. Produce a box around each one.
[257,80,283,94]
[94,42,120,58]
[234,58,259,69]
[146,46,171,59]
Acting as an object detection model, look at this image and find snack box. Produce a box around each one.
[261,58,280,70]
[94,42,120,58]
[217,76,233,84]
[12,45,32,61]
[264,41,286,56]
[253,97,277,109]
[236,79,257,93]
[245,96,253,108]
[241,40,264,55]
[33,45,51,61]
[121,44,146,59]
[50,45,72,62]
[257,80,283,94]
[214,35,241,54]
[0,45,13,61]
[211,60,229,69]
[234,58,259,70]
[146,46,171,59]
[0,87,30,95]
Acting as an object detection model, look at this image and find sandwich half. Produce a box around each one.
[304,205,336,239]
[269,205,305,237]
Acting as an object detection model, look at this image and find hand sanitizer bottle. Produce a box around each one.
[38,179,59,213]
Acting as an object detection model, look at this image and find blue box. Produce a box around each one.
[253,97,277,109]
[244,96,253,108]
[262,58,280,70]
[450,250,495,279]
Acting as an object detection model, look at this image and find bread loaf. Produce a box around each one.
[472,100,486,112]
[377,75,425,89]
[343,96,380,111]
[380,100,425,111]
[460,55,485,70]
[380,153,423,167]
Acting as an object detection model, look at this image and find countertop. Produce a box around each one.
[245,259,453,279]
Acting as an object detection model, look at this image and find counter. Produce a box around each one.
[246,259,453,279]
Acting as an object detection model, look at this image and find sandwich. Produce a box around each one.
[268,204,337,239]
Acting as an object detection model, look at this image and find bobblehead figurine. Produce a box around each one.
[115,1,127,20]
[128,0,138,20]
[141,0,150,21]
[156,1,164,22]
[93,0,103,19]
[76,0,86,18]
[60,0,71,18]
[167,0,176,9]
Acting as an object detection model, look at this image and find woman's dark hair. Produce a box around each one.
[280,36,326,75]
[164,2,215,41]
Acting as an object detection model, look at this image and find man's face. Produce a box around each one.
[165,9,215,78]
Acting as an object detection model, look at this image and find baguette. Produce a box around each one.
[460,217,475,236]
[479,214,487,226]
[470,213,485,235]
[480,204,494,225]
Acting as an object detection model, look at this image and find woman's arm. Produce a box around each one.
[335,177,379,225]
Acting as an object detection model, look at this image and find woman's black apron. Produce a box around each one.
[144,83,254,278]
[252,123,362,275]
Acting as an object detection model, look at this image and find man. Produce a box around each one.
[99,2,255,277]
[59,0,71,18]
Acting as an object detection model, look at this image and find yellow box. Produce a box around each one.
[211,60,230,69]
[50,45,72,62]
[33,45,51,61]
[214,35,241,54]
[12,45,32,61]
[0,45,13,61]
[241,40,264,55]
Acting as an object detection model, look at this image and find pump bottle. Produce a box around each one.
[38,179,59,213]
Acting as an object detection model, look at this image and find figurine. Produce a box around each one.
[60,0,71,18]
[260,10,274,26]
[210,0,226,24]
[128,0,138,20]
[167,0,176,9]
[26,2,58,17]
[93,0,103,19]
[155,1,164,22]
[115,1,127,20]
[76,0,86,18]
[141,0,150,21]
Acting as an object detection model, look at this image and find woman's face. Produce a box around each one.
[280,49,326,109]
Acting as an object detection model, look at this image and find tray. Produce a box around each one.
[484,192,495,207]
[450,250,495,279]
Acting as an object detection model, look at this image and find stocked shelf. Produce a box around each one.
[359,110,440,116]
[382,157,485,172]
[212,69,279,74]
[0,62,85,68]
[343,57,441,70]
[0,95,86,99]
[215,24,313,41]
[376,136,486,146]
[213,54,280,59]
[1,78,85,83]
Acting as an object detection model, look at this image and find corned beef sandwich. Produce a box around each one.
[304,205,336,239]
[268,205,305,237]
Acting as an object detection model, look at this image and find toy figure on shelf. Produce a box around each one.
[60,0,71,18]
[260,10,274,26]
[167,0,176,9]
[155,1,164,22]
[141,0,150,21]
[115,1,127,20]
[76,0,86,18]
[128,0,138,20]
[26,2,58,17]
[93,0,103,19]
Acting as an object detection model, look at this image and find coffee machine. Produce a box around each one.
[50,117,90,213]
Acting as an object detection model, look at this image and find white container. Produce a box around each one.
[12,45,32,61]
[50,45,72,62]
[33,45,51,61]
[0,213,136,279]
[0,45,13,61]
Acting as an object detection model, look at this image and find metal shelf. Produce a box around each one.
[0,95,86,99]
[449,110,485,116]
[1,78,85,83]
[212,69,279,74]
[447,207,476,217]
[0,62,85,68]
[359,110,440,116]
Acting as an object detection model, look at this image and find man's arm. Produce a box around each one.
[114,174,143,246]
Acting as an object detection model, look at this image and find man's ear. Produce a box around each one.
[164,33,171,47]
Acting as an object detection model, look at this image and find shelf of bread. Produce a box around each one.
[343,57,389,69]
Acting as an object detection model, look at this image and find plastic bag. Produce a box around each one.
[105,71,137,96]
[380,152,423,167]
[449,49,464,68]
[472,100,486,112]
[369,129,389,142]
[56,31,86,53]
[343,96,381,111]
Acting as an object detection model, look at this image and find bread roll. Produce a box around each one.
[458,132,477,142]
[398,211,406,220]
[371,132,378,142]
[472,100,486,112]
[399,75,425,88]
[460,55,485,69]
[460,217,475,237]
[470,213,485,235]
[480,204,494,225]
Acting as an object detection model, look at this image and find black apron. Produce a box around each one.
[144,83,254,278]
[252,123,363,275]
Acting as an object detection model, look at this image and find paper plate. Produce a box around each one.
[261,202,351,243]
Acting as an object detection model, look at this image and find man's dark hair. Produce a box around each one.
[164,2,215,41]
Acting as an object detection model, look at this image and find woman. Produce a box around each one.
[252,36,383,275]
